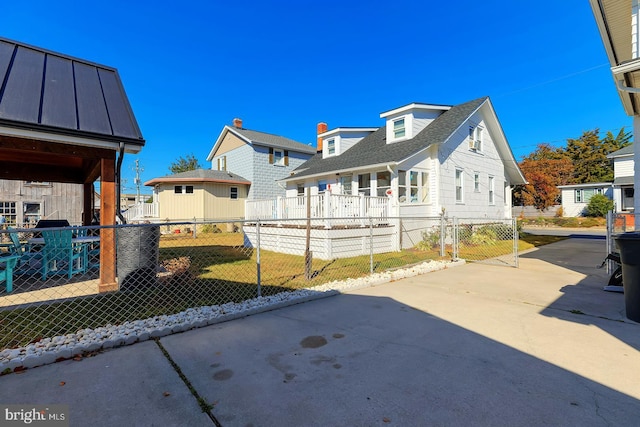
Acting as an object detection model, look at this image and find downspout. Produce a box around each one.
[616,79,640,93]
[116,143,126,224]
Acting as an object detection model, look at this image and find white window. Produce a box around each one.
[376,171,391,197]
[217,156,226,171]
[474,173,480,192]
[358,173,371,196]
[575,188,603,203]
[327,139,335,155]
[489,176,495,204]
[393,118,406,139]
[24,202,42,225]
[340,175,352,195]
[273,149,284,165]
[469,126,483,151]
[297,184,305,197]
[455,169,464,203]
[230,187,238,199]
[398,170,429,203]
[0,201,17,225]
[421,172,429,203]
[174,185,194,194]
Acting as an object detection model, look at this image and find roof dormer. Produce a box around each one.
[318,127,378,158]
[380,103,451,144]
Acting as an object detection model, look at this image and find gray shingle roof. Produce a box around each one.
[144,169,250,185]
[0,37,144,146]
[608,143,634,158]
[232,127,316,154]
[290,97,487,179]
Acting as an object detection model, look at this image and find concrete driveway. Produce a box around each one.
[1,238,638,426]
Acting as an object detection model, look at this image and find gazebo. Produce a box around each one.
[0,37,145,292]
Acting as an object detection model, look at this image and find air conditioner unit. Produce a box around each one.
[469,139,480,150]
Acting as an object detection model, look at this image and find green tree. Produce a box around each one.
[565,128,631,183]
[169,154,201,174]
[585,194,614,217]
[513,143,574,210]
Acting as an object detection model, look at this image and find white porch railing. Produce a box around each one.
[245,194,390,227]
[122,202,158,222]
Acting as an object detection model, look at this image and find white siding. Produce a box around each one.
[438,113,508,218]
[614,157,634,177]
[559,185,613,217]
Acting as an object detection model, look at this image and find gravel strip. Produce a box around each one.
[0,259,463,372]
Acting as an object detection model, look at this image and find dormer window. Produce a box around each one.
[393,118,406,139]
[327,138,336,155]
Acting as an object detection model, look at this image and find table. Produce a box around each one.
[28,236,100,271]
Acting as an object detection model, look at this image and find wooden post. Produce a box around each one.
[99,156,118,292]
[82,183,93,226]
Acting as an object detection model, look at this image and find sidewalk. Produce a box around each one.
[1,237,638,426]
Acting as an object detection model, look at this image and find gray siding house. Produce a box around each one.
[206,118,317,200]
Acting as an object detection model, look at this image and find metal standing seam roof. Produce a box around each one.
[232,127,316,154]
[288,97,488,180]
[0,37,144,147]
[144,169,250,186]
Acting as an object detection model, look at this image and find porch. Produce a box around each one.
[245,193,392,227]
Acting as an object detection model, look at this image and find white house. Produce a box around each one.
[608,143,635,212]
[590,0,640,226]
[206,118,317,201]
[558,182,614,217]
[275,97,526,220]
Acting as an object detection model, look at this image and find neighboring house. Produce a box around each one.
[206,118,317,200]
[558,183,614,217]
[590,1,640,220]
[143,169,250,222]
[0,180,99,226]
[278,97,526,219]
[608,143,635,212]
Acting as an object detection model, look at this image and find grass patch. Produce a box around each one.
[518,232,567,247]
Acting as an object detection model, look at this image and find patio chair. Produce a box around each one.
[0,253,20,293]
[41,229,88,281]
[8,229,42,274]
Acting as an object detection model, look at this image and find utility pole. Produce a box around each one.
[133,159,143,204]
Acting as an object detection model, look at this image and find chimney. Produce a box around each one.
[233,118,243,128]
[317,122,328,153]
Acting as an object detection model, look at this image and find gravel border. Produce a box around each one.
[0,259,464,372]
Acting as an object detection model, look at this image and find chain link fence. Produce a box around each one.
[0,216,518,352]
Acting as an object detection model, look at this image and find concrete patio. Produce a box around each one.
[0,237,638,426]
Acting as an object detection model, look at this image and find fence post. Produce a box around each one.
[513,218,519,268]
[256,220,261,297]
[193,217,197,239]
[369,217,374,274]
[439,214,445,258]
[452,217,459,261]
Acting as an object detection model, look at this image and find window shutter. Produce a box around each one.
[217,158,220,170]
[269,147,274,164]
[284,150,289,166]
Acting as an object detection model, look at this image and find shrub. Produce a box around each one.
[555,206,563,217]
[201,224,222,234]
[470,227,498,246]
[585,194,613,217]
[415,229,441,251]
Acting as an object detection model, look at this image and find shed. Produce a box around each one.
[0,37,145,291]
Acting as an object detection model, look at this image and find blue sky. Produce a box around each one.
[1,1,631,195]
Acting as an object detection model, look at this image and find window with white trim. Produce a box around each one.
[217,156,226,171]
[0,201,17,225]
[340,175,352,195]
[469,126,483,151]
[488,176,495,204]
[297,184,305,197]
[358,173,371,196]
[376,171,391,197]
[393,118,406,139]
[574,188,603,203]
[455,169,464,203]
[174,185,194,194]
[474,172,480,192]
[421,172,429,203]
[273,149,284,165]
[327,139,335,155]
[230,187,238,199]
